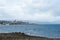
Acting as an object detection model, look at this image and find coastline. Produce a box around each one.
[0,32,60,40]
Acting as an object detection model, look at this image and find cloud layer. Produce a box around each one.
[0,0,60,23]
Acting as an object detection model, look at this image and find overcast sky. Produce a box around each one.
[0,0,60,23]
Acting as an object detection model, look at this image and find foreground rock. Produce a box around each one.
[0,32,60,40]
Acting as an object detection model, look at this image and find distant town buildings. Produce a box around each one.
[0,20,31,25]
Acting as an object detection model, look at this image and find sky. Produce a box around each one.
[0,0,60,23]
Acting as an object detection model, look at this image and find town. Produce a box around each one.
[0,20,31,25]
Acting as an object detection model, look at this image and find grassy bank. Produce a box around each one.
[0,32,60,40]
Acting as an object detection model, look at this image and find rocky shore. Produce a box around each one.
[0,32,60,40]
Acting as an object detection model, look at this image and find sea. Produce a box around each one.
[0,24,60,38]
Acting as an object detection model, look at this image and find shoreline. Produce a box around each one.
[0,32,60,40]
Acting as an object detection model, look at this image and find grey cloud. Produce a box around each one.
[0,0,60,22]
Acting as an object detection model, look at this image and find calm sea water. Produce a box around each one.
[0,24,60,38]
